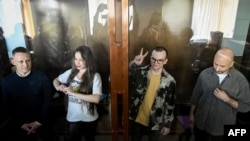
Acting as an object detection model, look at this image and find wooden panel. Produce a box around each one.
[121,0,129,141]
[108,0,129,141]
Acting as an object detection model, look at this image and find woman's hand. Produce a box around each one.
[57,84,66,92]
[63,87,75,96]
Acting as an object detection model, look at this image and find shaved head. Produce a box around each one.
[215,47,234,62]
[213,47,234,74]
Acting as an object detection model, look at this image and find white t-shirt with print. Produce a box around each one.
[58,69,102,122]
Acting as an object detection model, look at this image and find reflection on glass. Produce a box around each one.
[128,0,247,104]
[0,0,26,57]
[128,0,249,140]
[17,0,111,137]
[1,0,250,140]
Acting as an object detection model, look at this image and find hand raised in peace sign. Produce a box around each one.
[133,48,148,65]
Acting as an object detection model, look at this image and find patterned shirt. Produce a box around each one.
[129,62,176,130]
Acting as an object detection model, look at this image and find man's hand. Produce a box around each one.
[214,88,238,109]
[133,48,148,65]
[189,113,195,127]
[161,127,170,135]
[214,88,230,102]
[21,121,41,135]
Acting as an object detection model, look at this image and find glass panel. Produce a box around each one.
[1,0,111,139]
[129,0,194,102]
[30,0,111,138]
[0,0,26,58]
[128,0,250,140]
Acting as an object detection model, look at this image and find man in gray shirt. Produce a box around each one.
[189,47,250,141]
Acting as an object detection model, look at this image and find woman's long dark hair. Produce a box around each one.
[67,46,96,115]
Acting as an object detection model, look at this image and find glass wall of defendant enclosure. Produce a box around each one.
[1,0,250,141]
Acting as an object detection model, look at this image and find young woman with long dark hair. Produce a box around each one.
[53,46,102,141]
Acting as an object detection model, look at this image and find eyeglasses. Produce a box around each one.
[150,57,165,64]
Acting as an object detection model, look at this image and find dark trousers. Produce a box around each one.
[1,123,52,141]
[130,120,161,141]
[6,129,37,141]
[68,120,98,141]
[194,124,224,141]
